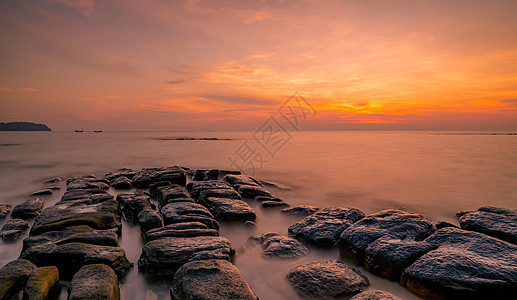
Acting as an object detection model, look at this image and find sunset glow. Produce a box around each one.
[1,0,517,130]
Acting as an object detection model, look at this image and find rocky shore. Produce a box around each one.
[1,166,516,299]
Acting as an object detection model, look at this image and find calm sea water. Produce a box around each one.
[1,131,516,299]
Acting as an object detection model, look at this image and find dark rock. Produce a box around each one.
[400,227,517,299]
[110,176,132,189]
[248,232,280,244]
[60,188,114,204]
[457,206,517,245]
[1,218,29,240]
[0,203,12,218]
[20,242,132,279]
[44,184,61,190]
[68,264,120,300]
[244,221,256,227]
[138,236,235,279]
[162,214,219,230]
[0,259,37,300]
[43,177,62,184]
[186,181,232,200]
[148,181,172,195]
[23,225,118,249]
[206,169,219,180]
[171,259,257,300]
[145,225,219,241]
[236,185,272,198]
[198,197,256,221]
[153,184,192,206]
[282,205,319,216]
[261,201,290,208]
[137,209,162,232]
[198,188,242,202]
[436,221,458,229]
[193,169,208,181]
[286,260,369,298]
[104,168,137,181]
[219,170,242,175]
[132,166,186,188]
[11,197,44,219]
[349,290,402,300]
[250,233,309,258]
[289,207,365,247]
[116,191,153,222]
[254,196,283,202]
[24,266,60,300]
[30,189,53,196]
[67,175,109,190]
[161,202,215,225]
[223,174,260,186]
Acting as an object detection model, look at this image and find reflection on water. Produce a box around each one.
[1,131,516,299]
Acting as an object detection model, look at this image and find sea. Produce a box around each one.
[1,131,516,299]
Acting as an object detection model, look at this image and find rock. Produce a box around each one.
[286,260,369,298]
[400,227,517,299]
[0,259,37,299]
[116,191,153,223]
[24,266,60,300]
[339,209,435,280]
[435,221,458,229]
[23,225,119,249]
[137,209,162,232]
[68,264,120,300]
[153,184,192,206]
[206,169,219,180]
[44,184,61,190]
[148,181,173,194]
[162,214,220,230]
[43,177,62,184]
[248,232,280,244]
[1,218,29,240]
[171,260,257,300]
[223,174,260,186]
[198,188,242,202]
[457,206,517,245]
[244,221,257,227]
[145,226,218,241]
[132,166,186,188]
[289,207,365,247]
[30,189,53,196]
[138,236,235,279]
[198,197,256,221]
[261,200,290,208]
[104,168,137,181]
[60,188,114,204]
[249,233,309,258]
[236,185,272,198]
[0,203,12,218]
[11,197,44,219]
[186,181,232,200]
[161,202,215,224]
[254,196,283,202]
[110,176,132,189]
[67,175,109,190]
[349,290,402,300]
[282,205,319,216]
[20,242,132,279]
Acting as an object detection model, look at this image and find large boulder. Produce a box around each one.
[286,260,369,298]
[0,203,12,218]
[400,227,517,300]
[116,191,153,223]
[1,218,29,240]
[68,264,120,300]
[457,206,517,245]
[250,233,309,258]
[20,242,132,279]
[24,266,60,300]
[282,205,319,216]
[198,197,256,221]
[66,175,109,190]
[11,198,44,219]
[104,168,137,181]
[110,176,132,189]
[289,207,365,247]
[23,225,119,250]
[339,209,435,279]
[161,202,216,228]
[152,184,192,206]
[0,259,37,300]
[132,166,186,188]
[186,181,232,200]
[198,188,242,202]
[138,236,235,279]
[145,223,218,241]
[349,290,402,300]
[137,209,162,232]
[171,260,257,300]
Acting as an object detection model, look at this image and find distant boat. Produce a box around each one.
[93,130,103,133]
[74,130,83,132]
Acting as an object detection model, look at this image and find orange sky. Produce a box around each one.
[1,0,517,131]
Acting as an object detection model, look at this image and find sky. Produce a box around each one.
[1,0,517,131]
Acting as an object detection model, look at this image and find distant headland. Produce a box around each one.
[0,122,51,131]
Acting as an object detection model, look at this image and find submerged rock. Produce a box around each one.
[250,233,309,258]
[68,264,120,300]
[198,197,256,221]
[24,266,60,300]
[0,203,12,218]
[349,290,402,300]
[1,218,29,240]
[11,197,44,219]
[138,236,235,279]
[262,200,290,208]
[171,260,257,300]
[289,207,365,247]
[30,189,53,196]
[0,259,37,299]
[282,205,319,216]
[132,166,186,188]
[236,185,272,198]
[23,225,119,249]
[457,206,517,245]
[20,242,132,279]
[286,260,369,298]
[110,176,132,189]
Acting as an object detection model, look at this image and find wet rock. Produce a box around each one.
[261,200,290,208]
[105,168,137,181]
[349,290,402,300]
[236,185,272,198]
[186,181,232,200]
[289,207,365,247]
[0,203,12,218]
[254,196,283,202]
[67,175,109,190]
[145,224,219,241]
[68,264,120,300]
[162,214,219,230]
[43,177,62,184]
[152,184,192,206]
[248,232,280,244]
[138,236,235,279]
[193,169,219,181]
[171,259,257,300]
[44,184,61,190]
[282,205,319,216]
[60,188,114,204]
[457,206,517,245]
[20,242,132,279]
[401,227,517,299]
[23,225,118,249]
[0,259,37,300]
[244,221,257,227]
[148,181,172,195]
[116,191,153,222]
[132,166,186,188]
[30,189,53,196]
[286,260,369,298]
[11,197,44,219]
[137,209,162,232]
[198,197,256,221]
[223,174,261,186]
[110,176,132,189]
[24,266,60,300]
[250,233,309,258]
[1,218,29,240]
[161,202,214,224]
[198,188,242,202]
[435,221,458,229]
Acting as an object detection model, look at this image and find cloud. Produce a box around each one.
[245,11,272,24]
[0,87,15,92]
[167,80,186,84]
